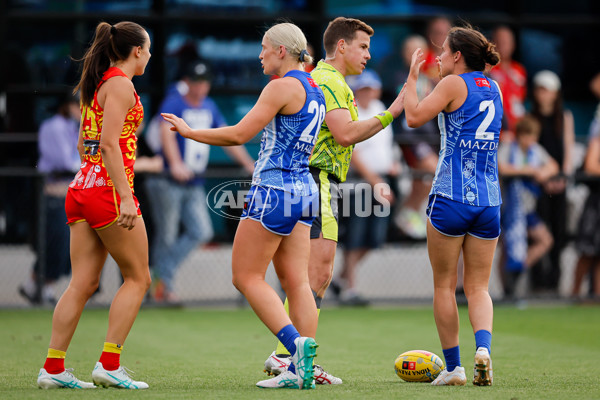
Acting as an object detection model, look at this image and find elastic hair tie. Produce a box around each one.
[110,25,117,35]
[299,49,309,62]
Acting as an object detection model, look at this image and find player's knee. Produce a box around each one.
[73,278,100,299]
[142,273,152,292]
[463,285,489,299]
[311,267,333,292]
[279,277,306,295]
[123,269,152,292]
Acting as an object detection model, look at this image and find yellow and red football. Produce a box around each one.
[394,350,444,382]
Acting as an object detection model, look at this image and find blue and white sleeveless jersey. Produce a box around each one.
[431,71,503,206]
[252,70,325,196]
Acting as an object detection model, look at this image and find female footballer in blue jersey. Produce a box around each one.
[162,22,324,390]
[403,25,502,386]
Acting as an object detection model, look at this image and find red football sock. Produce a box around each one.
[99,352,120,371]
[99,342,122,371]
[44,356,65,374]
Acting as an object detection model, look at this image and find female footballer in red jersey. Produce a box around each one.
[37,21,151,390]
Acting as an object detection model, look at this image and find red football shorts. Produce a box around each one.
[65,186,141,230]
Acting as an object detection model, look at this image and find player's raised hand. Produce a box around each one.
[161,113,192,138]
[409,47,425,80]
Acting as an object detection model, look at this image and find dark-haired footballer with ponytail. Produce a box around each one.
[403,25,503,387]
[37,21,151,390]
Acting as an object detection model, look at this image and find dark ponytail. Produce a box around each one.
[74,21,147,106]
[447,26,500,72]
[483,42,500,66]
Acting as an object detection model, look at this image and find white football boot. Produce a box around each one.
[256,370,300,389]
[313,364,343,385]
[263,351,291,376]
[37,368,96,389]
[473,347,493,386]
[91,362,148,389]
[431,366,467,386]
[291,337,318,389]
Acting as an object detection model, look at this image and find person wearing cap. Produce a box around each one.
[145,59,254,303]
[333,69,401,305]
[528,69,575,293]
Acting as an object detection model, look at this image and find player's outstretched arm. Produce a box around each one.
[162,78,294,146]
[326,86,406,147]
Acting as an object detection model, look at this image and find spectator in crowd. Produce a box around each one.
[529,70,575,293]
[393,34,438,239]
[489,25,527,139]
[421,16,452,81]
[334,70,400,305]
[571,72,600,299]
[19,95,81,305]
[498,115,558,298]
[145,59,254,304]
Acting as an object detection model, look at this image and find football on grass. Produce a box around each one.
[394,350,444,382]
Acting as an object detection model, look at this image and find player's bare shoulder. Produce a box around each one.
[263,76,304,111]
[99,75,135,107]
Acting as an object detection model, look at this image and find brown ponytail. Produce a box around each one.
[73,21,147,106]
[484,42,500,66]
[447,26,500,72]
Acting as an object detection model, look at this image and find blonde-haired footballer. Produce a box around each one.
[263,16,406,384]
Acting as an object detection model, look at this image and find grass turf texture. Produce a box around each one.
[1,305,598,399]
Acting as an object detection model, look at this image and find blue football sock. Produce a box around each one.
[442,346,461,372]
[276,324,300,374]
[475,330,492,354]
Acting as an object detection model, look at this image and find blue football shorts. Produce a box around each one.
[241,185,318,236]
[426,194,501,239]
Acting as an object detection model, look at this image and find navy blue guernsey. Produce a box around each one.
[431,71,503,206]
[252,70,325,196]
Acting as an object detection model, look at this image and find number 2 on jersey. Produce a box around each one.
[299,100,326,144]
[475,100,495,140]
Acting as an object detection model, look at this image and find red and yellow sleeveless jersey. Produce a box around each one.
[70,67,143,191]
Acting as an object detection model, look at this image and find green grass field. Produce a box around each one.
[1,304,599,399]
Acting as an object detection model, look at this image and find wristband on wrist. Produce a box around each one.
[375,110,393,129]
